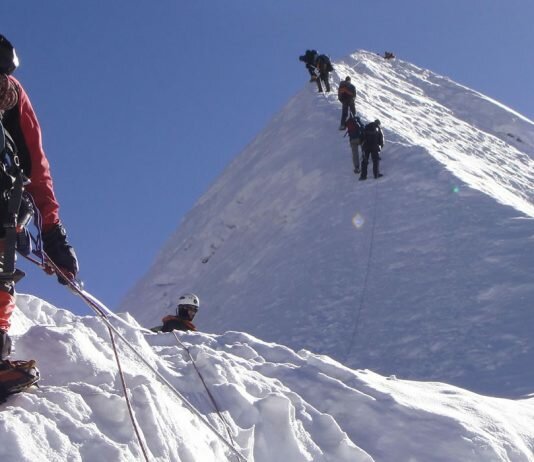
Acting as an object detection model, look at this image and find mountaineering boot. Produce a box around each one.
[359,176,367,181]
[0,359,40,402]
[375,173,384,179]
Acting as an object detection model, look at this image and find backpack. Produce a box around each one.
[338,81,356,101]
[316,55,333,73]
[346,116,363,140]
[363,122,382,150]
[306,49,317,61]
[300,50,318,65]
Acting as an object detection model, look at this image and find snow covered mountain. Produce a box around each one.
[121,51,534,398]
[2,50,534,461]
[3,295,534,461]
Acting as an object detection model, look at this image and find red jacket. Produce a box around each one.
[3,76,60,231]
[161,315,197,332]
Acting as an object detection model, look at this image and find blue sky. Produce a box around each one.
[2,0,533,315]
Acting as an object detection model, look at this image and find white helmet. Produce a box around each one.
[177,293,199,308]
[176,293,199,320]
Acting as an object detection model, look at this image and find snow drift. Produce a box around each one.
[121,51,534,397]
[2,294,534,461]
[3,49,533,462]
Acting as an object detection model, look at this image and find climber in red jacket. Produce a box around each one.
[0,34,79,369]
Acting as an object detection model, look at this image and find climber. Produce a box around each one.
[152,293,200,333]
[360,119,384,180]
[338,76,356,130]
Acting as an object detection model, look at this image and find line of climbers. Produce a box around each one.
[299,49,386,181]
[298,49,333,93]
[130,51,390,341]
[0,39,392,396]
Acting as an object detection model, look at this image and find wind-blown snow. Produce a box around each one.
[121,51,534,397]
[3,294,534,461]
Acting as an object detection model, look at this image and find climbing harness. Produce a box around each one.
[0,120,27,277]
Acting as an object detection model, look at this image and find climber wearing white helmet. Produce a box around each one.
[160,293,200,332]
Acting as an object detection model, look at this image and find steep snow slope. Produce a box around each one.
[122,51,534,397]
[3,295,534,462]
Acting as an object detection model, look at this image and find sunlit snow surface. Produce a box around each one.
[2,50,534,462]
[122,51,534,397]
[2,295,534,461]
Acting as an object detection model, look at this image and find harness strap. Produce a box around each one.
[0,121,24,277]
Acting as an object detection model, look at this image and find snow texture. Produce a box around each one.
[122,51,534,397]
[1,50,533,461]
[3,294,534,461]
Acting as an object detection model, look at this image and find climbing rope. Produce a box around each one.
[108,326,151,462]
[19,254,148,460]
[24,254,248,462]
[172,332,237,450]
[345,178,380,361]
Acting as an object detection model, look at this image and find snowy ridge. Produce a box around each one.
[121,51,534,397]
[333,52,534,215]
[3,295,534,461]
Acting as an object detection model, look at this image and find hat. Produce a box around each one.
[0,74,17,111]
[345,76,351,82]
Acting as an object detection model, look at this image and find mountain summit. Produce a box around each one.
[122,51,534,397]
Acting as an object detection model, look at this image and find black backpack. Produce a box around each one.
[299,49,318,65]
[317,55,333,72]
[306,49,317,61]
[363,122,381,149]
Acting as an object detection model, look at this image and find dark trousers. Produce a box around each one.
[361,149,380,179]
[340,100,356,126]
[316,72,330,92]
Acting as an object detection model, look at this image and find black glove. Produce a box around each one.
[42,223,79,285]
